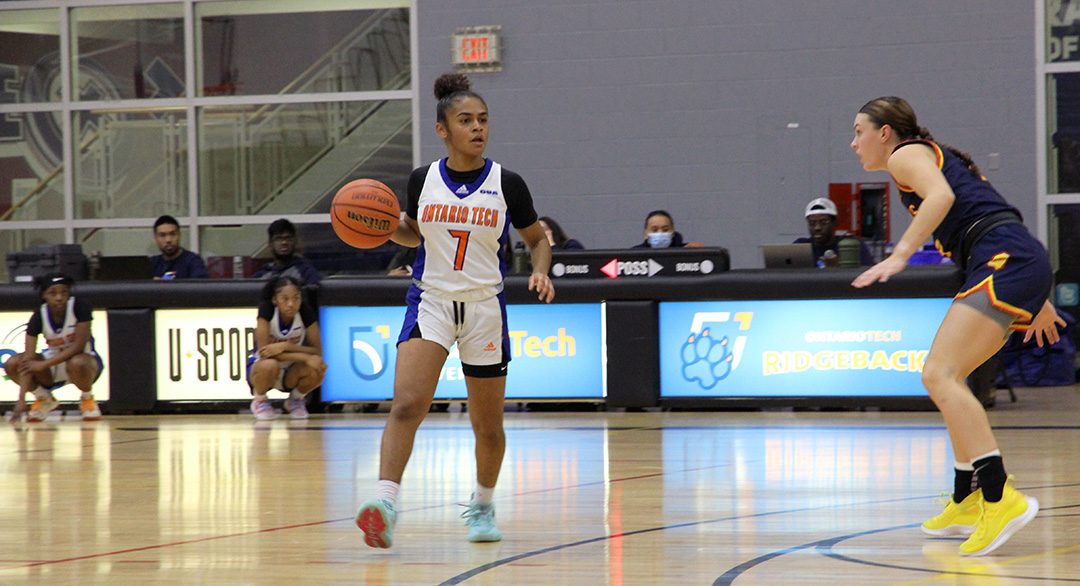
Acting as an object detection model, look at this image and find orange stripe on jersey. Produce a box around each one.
[953,275,1034,326]
[892,140,944,193]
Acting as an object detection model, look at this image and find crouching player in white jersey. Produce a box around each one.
[6,273,103,423]
[356,73,555,548]
[247,276,326,420]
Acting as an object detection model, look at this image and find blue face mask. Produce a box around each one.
[647,232,674,248]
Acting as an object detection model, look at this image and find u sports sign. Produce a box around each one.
[0,310,111,401]
[155,308,256,400]
[659,298,952,397]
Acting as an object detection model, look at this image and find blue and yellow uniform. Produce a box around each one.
[893,139,1051,328]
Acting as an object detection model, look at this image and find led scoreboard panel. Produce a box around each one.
[660,298,952,397]
[321,303,605,401]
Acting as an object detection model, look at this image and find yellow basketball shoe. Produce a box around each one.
[921,490,982,537]
[960,480,1038,557]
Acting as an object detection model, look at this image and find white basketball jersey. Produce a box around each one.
[414,159,509,301]
[269,307,307,346]
[40,297,95,358]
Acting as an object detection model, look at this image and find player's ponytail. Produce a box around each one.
[434,72,485,123]
[859,96,982,177]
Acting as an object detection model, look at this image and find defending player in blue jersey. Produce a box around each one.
[5,273,104,423]
[356,73,555,548]
[851,97,1064,557]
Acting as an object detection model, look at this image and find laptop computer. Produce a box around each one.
[95,255,152,280]
[761,243,816,269]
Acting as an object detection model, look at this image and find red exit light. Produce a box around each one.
[452,26,502,72]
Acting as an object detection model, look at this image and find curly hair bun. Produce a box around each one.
[434,73,471,100]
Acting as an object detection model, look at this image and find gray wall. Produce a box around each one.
[416,1,1035,268]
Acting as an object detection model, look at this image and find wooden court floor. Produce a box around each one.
[3,387,1079,585]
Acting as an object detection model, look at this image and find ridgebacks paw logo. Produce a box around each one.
[678,311,752,389]
[680,329,734,389]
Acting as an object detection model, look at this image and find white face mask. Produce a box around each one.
[647,232,674,248]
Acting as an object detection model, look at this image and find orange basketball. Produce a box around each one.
[330,179,401,249]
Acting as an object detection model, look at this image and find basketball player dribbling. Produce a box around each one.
[851,97,1063,556]
[356,72,555,548]
[5,273,104,423]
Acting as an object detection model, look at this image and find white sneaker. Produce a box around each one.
[250,398,276,420]
[283,396,309,419]
[27,394,60,422]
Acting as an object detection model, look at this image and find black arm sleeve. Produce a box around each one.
[502,169,539,229]
[406,166,428,220]
[26,310,42,337]
[73,297,93,322]
[299,303,318,325]
[257,300,274,321]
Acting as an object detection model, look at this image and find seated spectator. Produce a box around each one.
[539,216,584,250]
[632,210,703,248]
[794,198,874,266]
[253,219,323,284]
[151,215,208,279]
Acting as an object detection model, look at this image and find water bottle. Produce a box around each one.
[89,250,101,280]
[838,238,860,268]
[233,255,244,279]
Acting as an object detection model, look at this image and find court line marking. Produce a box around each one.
[7,423,1078,576]
[818,535,1080,585]
[437,481,1080,585]
[1,517,353,571]
[437,494,936,585]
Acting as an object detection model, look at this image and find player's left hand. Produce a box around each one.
[1024,300,1066,347]
[851,256,907,288]
[529,272,555,303]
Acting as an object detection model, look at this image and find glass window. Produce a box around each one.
[1050,204,1080,307]
[199,222,399,278]
[198,99,411,216]
[71,4,185,100]
[0,109,65,222]
[0,228,66,283]
[76,226,161,258]
[1047,73,1080,194]
[196,2,410,96]
[0,9,61,104]
[73,107,189,219]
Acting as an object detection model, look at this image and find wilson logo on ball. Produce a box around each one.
[347,210,393,232]
[331,178,401,249]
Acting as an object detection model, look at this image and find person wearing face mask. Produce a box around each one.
[538,216,584,250]
[632,210,702,248]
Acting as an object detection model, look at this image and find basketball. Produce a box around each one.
[330,179,401,249]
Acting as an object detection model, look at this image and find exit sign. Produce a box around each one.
[452,25,502,72]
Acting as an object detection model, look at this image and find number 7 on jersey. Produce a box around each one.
[448,229,471,271]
